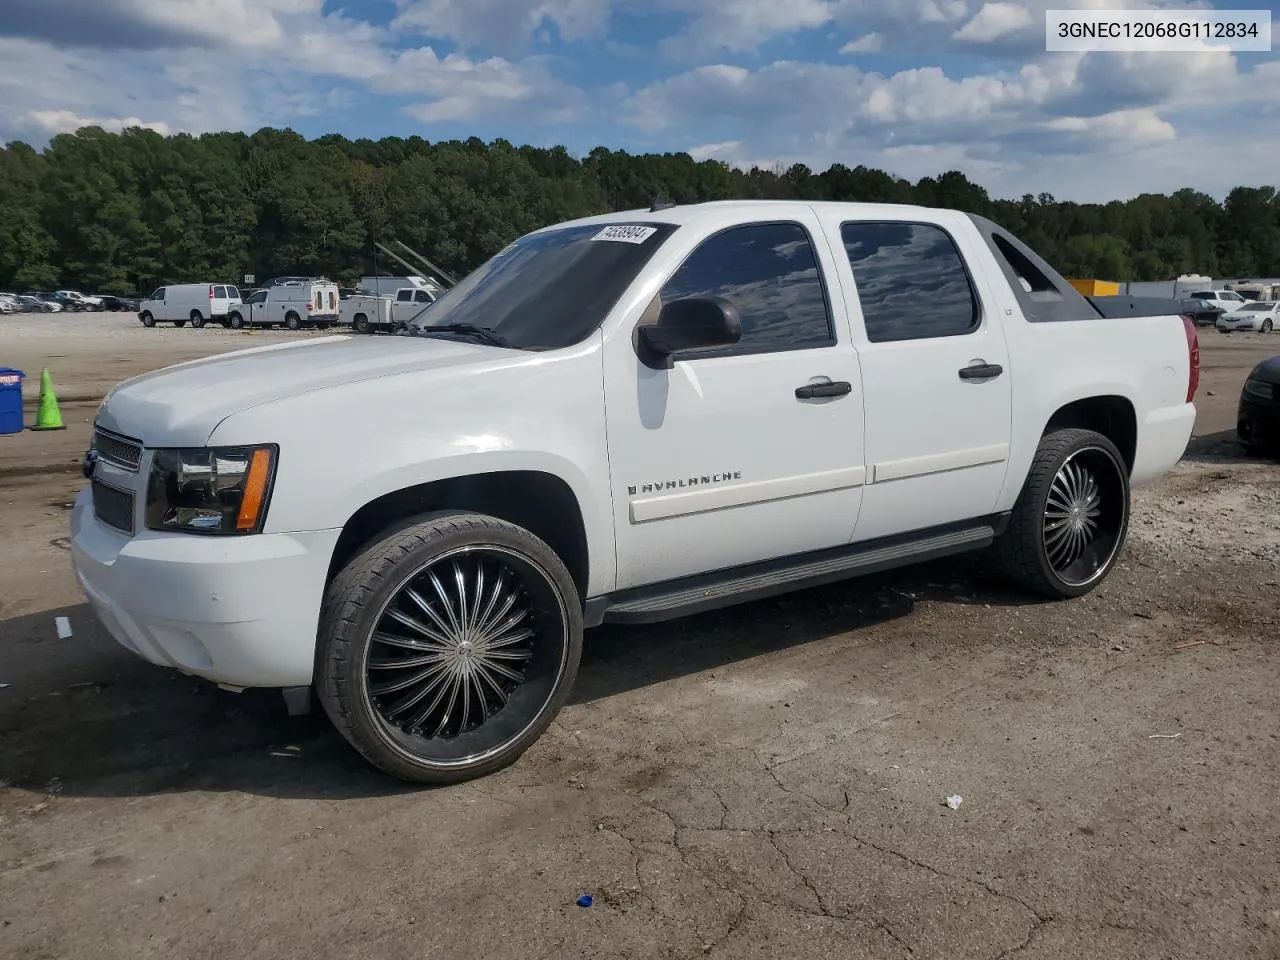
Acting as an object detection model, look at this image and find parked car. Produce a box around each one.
[0,295,19,313]
[71,201,1198,785]
[55,290,104,310]
[15,294,60,313]
[1187,289,1251,313]
[1237,356,1280,455]
[97,295,139,312]
[138,284,242,328]
[226,279,339,330]
[1217,301,1280,333]
[1179,297,1224,326]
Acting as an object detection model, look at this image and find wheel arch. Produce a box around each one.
[1043,395,1137,475]
[326,470,591,602]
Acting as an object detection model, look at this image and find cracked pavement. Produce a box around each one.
[2,324,1280,959]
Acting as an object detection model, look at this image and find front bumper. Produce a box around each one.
[1217,319,1260,332]
[69,488,341,688]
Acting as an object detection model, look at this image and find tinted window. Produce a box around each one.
[397,290,413,302]
[1190,292,1211,299]
[150,288,165,300]
[409,221,679,350]
[841,222,979,342]
[227,286,240,299]
[659,222,832,352]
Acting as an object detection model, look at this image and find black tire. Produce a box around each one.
[995,428,1129,600]
[228,312,244,329]
[317,511,583,785]
[140,312,155,327]
[354,314,371,334]
[190,310,206,328]
[173,318,187,328]
[285,312,300,330]
[1264,319,1273,333]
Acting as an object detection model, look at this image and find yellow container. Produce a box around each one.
[1069,279,1120,296]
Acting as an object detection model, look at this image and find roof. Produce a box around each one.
[543,199,957,233]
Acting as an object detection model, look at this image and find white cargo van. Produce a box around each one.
[137,284,243,328]
[225,280,340,330]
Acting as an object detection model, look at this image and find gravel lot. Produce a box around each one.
[1,312,1279,960]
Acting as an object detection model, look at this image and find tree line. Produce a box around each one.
[1,125,1277,295]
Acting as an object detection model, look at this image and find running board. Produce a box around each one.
[584,515,1007,627]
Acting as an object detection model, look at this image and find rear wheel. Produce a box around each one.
[190,310,206,328]
[354,314,371,334]
[285,312,301,330]
[317,511,583,785]
[996,428,1129,599]
[140,312,155,327]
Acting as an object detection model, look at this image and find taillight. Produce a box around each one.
[1182,315,1199,403]
[209,285,214,300]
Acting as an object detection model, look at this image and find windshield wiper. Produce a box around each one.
[413,322,511,348]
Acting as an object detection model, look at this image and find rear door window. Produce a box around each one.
[840,221,980,342]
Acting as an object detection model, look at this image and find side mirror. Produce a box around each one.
[637,296,742,368]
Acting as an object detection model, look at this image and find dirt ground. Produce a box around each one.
[2,313,1278,960]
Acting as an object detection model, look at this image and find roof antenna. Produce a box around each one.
[650,194,676,212]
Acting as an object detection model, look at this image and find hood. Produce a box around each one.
[96,334,507,446]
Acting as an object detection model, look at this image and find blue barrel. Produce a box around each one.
[0,368,25,435]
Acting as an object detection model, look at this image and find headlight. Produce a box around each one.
[1243,378,1274,400]
[145,445,277,534]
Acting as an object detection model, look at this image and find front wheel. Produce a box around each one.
[1263,319,1273,333]
[316,511,583,785]
[228,313,244,329]
[140,312,155,327]
[996,428,1129,599]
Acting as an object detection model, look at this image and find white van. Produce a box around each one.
[137,284,243,328]
[226,280,340,330]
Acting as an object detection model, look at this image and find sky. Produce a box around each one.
[0,0,1277,202]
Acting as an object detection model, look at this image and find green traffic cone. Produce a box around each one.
[30,367,66,431]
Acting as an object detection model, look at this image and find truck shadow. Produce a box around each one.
[0,557,1041,802]
[1182,429,1275,465]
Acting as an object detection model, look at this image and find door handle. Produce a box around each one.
[795,381,852,399]
[959,361,1003,381]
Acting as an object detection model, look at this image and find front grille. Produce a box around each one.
[95,428,143,471]
[92,480,136,535]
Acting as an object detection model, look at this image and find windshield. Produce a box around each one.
[408,221,679,350]
[1243,302,1272,310]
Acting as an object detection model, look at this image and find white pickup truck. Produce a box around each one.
[70,201,1198,785]
[341,286,439,333]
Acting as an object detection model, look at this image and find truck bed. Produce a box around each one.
[1087,296,1187,319]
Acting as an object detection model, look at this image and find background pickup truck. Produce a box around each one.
[71,200,1198,786]
[341,286,437,333]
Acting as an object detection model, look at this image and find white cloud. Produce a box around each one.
[658,0,837,56]
[392,0,611,54]
[953,2,1033,42]
[22,109,171,136]
[0,1,587,143]
[840,33,883,53]
[624,45,1280,200]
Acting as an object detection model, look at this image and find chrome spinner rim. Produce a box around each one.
[360,544,569,769]
[1042,447,1126,588]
